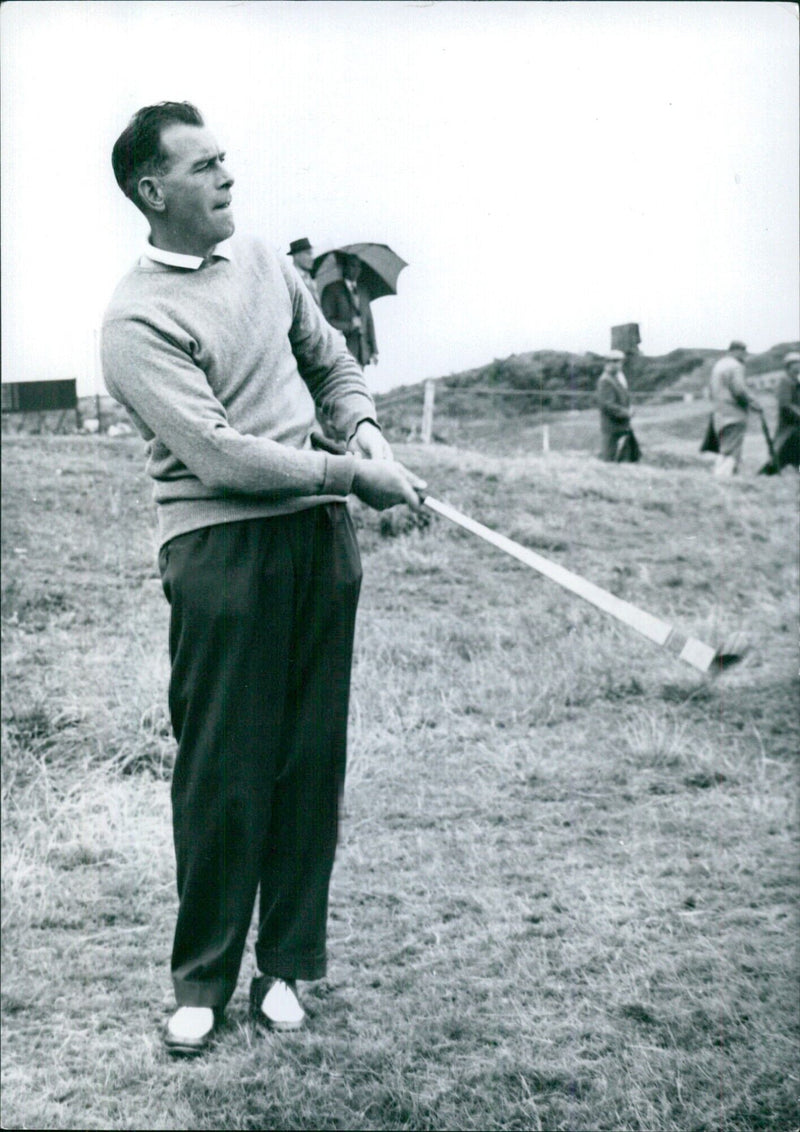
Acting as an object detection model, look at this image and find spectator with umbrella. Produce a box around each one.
[315,243,407,369]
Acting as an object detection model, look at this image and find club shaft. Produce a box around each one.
[423,495,716,673]
[760,416,778,464]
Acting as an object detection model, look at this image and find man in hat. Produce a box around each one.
[773,351,800,470]
[102,101,425,1055]
[321,255,379,368]
[708,341,764,475]
[597,349,639,462]
[288,237,321,305]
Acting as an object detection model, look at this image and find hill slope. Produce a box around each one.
[375,341,800,442]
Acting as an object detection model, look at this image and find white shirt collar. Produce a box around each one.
[142,239,233,270]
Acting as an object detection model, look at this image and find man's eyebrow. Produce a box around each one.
[190,151,225,171]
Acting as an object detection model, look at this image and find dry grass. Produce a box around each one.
[2,408,798,1131]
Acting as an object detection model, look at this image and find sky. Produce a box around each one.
[1,0,798,396]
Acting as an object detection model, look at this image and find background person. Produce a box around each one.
[597,349,639,462]
[773,351,800,470]
[287,236,321,305]
[321,254,379,367]
[708,340,764,475]
[102,101,424,1056]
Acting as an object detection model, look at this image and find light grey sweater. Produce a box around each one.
[102,235,377,547]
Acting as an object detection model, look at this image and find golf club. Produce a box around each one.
[758,414,780,476]
[423,495,746,675]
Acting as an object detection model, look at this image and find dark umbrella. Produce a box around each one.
[312,243,408,302]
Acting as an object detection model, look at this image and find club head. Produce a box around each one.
[711,633,751,674]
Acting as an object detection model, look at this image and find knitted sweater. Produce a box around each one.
[102,235,376,547]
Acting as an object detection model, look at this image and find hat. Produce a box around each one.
[288,238,312,255]
[784,351,800,364]
[605,349,625,361]
[728,340,747,352]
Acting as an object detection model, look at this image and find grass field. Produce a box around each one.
[2,400,798,1131]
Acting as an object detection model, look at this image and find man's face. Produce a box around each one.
[731,347,747,363]
[343,258,361,282]
[787,361,800,380]
[149,124,235,254]
[293,248,314,271]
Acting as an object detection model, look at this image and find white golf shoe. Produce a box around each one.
[250,975,305,1031]
[164,1005,217,1055]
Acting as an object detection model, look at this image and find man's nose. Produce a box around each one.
[218,165,234,188]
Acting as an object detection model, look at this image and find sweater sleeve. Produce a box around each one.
[282,263,377,437]
[727,366,761,411]
[102,315,356,499]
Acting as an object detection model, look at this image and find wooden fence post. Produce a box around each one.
[421,378,435,444]
[93,329,103,433]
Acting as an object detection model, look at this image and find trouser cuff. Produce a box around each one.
[173,977,233,1009]
[255,948,327,982]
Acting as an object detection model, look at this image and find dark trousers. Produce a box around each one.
[158,504,362,1008]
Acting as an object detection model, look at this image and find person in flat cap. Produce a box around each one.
[597,349,640,462]
[288,237,321,305]
[773,351,800,470]
[706,341,764,475]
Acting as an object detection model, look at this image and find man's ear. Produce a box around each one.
[137,176,165,213]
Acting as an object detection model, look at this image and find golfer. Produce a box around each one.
[708,341,764,475]
[102,101,424,1054]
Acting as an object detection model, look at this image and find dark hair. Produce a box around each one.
[111,101,204,209]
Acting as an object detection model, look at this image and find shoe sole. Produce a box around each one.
[164,1011,221,1056]
[251,1010,304,1032]
[164,1036,213,1056]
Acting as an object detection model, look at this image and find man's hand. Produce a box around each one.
[348,420,393,460]
[347,420,426,509]
[351,459,426,511]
